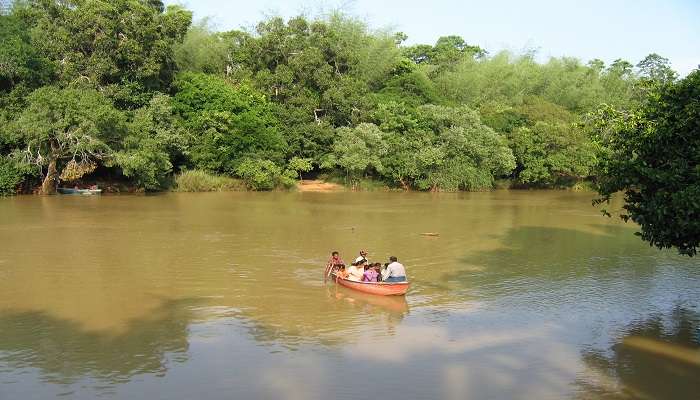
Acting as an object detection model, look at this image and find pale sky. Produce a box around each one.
[165,0,700,76]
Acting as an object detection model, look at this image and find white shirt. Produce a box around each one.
[346,265,364,281]
[354,256,367,264]
[382,261,406,279]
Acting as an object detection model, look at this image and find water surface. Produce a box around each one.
[1,191,698,399]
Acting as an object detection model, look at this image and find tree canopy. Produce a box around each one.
[0,1,691,211]
[10,85,126,194]
[592,71,699,256]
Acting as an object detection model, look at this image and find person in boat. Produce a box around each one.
[346,261,365,282]
[382,256,407,282]
[373,263,383,282]
[362,263,379,282]
[328,251,345,268]
[325,251,346,279]
[352,250,368,266]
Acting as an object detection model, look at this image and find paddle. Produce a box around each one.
[323,262,332,283]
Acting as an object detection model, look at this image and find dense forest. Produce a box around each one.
[0,0,689,195]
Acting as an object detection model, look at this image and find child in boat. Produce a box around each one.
[362,264,379,282]
[373,263,383,282]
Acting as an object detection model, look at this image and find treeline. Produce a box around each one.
[0,0,681,194]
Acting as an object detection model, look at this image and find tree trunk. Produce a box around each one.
[41,140,60,195]
[41,156,58,195]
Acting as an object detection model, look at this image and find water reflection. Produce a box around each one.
[449,225,665,300]
[235,285,411,350]
[578,307,700,399]
[0,298,196,384]
[328,286,410,315]
[327,286,408,336]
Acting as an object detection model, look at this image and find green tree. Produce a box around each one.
[221,14,401,162]
[173,72,286,174]
[509,122,596,186]
[375,58,439,106]
[112,94,188,190]
[636,53,677,85]
[0,12,53,92]
[174,19,229,74]
[10,85,126,194]
[414,105,515,191]
[593,70,700,256]
[403,35,485,67]
[235,158,295,190]
[29,0,191,108]
[0,156,33,196]
[372,103,515,191]
[286,156,312,180]
[327,123,388,186]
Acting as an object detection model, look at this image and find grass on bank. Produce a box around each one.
[173,169,595,193]
[320,172,594,192]
[318,171,395,191]
[174,170,245,192]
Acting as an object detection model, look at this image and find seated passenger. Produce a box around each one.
[346,263,365,281]
[382,256,407,282]
[362,264,378,282]
[373,263,383,282]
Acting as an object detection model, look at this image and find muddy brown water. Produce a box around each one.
[1,191,698,399]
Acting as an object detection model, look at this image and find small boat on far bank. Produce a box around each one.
[57,187,102,195]
[329,271,410,296]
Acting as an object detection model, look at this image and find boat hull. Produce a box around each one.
[330,272,409,296]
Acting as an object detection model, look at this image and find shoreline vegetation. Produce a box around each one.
[0,0,686,197]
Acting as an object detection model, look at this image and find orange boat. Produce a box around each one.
[329,272,410,296]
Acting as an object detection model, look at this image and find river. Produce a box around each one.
[0,191,698,400]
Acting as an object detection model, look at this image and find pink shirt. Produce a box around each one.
[362,269,378,282]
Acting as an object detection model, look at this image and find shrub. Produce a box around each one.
[286,157,313,180]
[235,159,296,190]
[174,169,244,192]
[0,157,24,196]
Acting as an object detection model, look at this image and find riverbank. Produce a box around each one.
[4,169,593,196]
[297,180,345,192]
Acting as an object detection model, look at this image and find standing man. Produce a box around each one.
[382,256,407,282]
[353,250,368,266]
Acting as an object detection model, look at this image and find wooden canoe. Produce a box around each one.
[330,272,409,296]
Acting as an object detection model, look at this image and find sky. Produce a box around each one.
[164,0,700,76]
